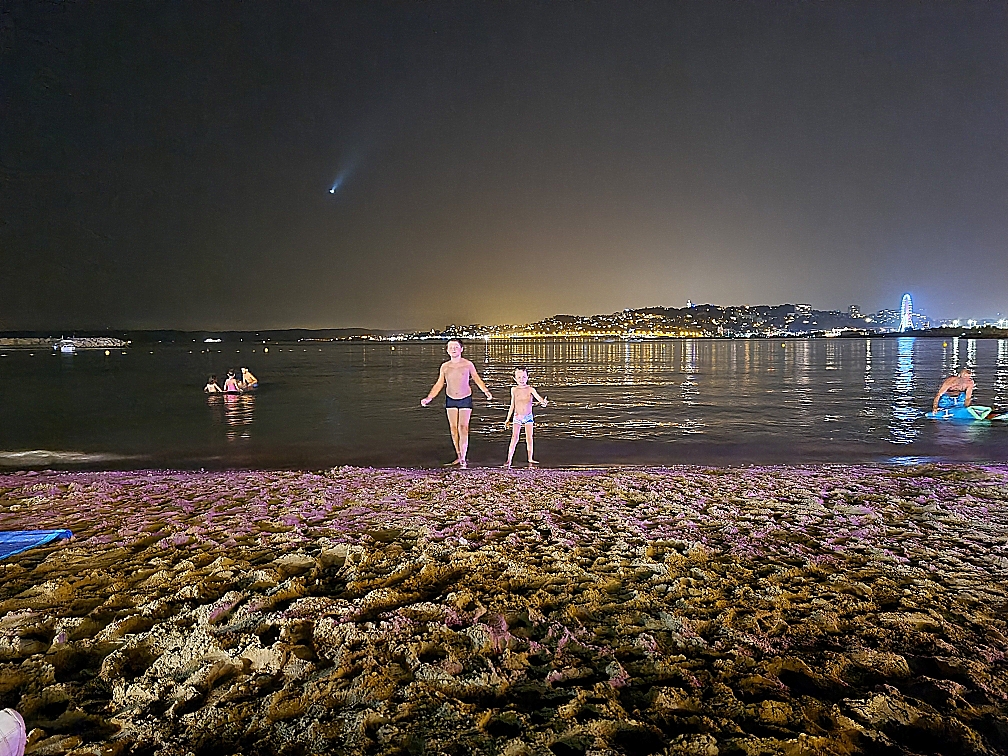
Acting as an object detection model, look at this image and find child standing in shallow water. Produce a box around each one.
[504,368,548,468]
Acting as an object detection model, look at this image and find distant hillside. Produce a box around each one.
[0,328,396,343]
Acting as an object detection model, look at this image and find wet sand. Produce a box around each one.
[1,465,1007,755]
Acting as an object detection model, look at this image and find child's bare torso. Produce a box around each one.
[512,385,535,416]
[443,358,475,399]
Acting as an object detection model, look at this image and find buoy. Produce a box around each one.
[781,343,786,348]
[264,347,268,353]
[391,346,395,351]
[105,350,110,356]
[943,342,948,347]
[0,708,26,756]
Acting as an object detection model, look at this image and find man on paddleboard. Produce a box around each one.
[932,368,975,412]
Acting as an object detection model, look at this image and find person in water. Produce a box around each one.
[503,367,548,468]
[421,340,493,469]
[204,375,223,393]
[240,367,258,389]
[933,368,975,412]
[223,370,242,393]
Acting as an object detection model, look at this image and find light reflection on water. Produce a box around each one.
[995,340,1008,407]
[888,338,920,445]
[2,337,1008,467]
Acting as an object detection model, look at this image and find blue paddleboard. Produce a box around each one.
[926,405,992,421]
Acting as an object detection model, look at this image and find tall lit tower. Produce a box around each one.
[899,294,913,332]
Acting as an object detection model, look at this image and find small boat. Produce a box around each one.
[204,338,222,343]
[53,339,76,354]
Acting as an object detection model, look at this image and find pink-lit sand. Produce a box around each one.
[2,465,1008,755]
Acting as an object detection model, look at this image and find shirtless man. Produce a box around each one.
[421,340,493,468]
[240,367,258,389]
[932,368,975,412]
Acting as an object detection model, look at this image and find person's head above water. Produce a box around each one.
[446,340,463,359]
[208,375,216,382]
[514,367,529,385]
[960,368,973,377]
[227,370,235,378]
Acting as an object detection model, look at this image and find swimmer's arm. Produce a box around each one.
[933,377,954,411]
[530,387,548,406]
[965,383,974,407]
[421,365,446,406]
[469,362,493,400]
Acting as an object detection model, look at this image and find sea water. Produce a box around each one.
[1,337,1007,468]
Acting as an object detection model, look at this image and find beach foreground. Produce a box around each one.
[1,465,1007,756]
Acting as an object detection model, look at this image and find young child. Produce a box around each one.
[204,375,223,393]
[503,367,548,468]
[420,339,493,469]
[223,370,242,393]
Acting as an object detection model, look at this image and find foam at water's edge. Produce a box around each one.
[0,450,143,466]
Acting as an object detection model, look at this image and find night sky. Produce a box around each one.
[2,2,1006,330]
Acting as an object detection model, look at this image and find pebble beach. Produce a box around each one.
[1,465,1008,755]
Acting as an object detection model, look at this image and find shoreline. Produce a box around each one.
[2,464,1007,754]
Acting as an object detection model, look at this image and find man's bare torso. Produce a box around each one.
[443,358,475,399]
[942,375,974,394]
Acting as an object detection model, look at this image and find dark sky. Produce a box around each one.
[2,2,1006,330]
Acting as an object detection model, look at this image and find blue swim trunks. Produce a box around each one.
[514,412,534,426]
[937,392,966,409]
[446,395,473,410]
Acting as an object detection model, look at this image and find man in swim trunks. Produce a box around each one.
[932,368,975,412]
[421,339,493,468]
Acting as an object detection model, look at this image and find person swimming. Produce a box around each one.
[204,375,223,393]
[240,367,258,389]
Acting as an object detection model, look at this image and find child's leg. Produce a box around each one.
[457,408,472,467]
[507,422,521,466]
[446,408,461,462]
[524,423,536,464]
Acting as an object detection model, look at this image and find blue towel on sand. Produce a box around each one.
[0,530,73,560]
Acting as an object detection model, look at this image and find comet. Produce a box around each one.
[327,156,360,197]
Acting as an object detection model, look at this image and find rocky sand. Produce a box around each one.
[1,465,1008,755]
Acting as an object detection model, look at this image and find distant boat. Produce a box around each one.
[204,338,222,343]
[53,339,76,354]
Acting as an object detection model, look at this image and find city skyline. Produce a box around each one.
[8,293,1008,342]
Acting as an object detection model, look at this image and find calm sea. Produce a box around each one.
[1,337,1007,469]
